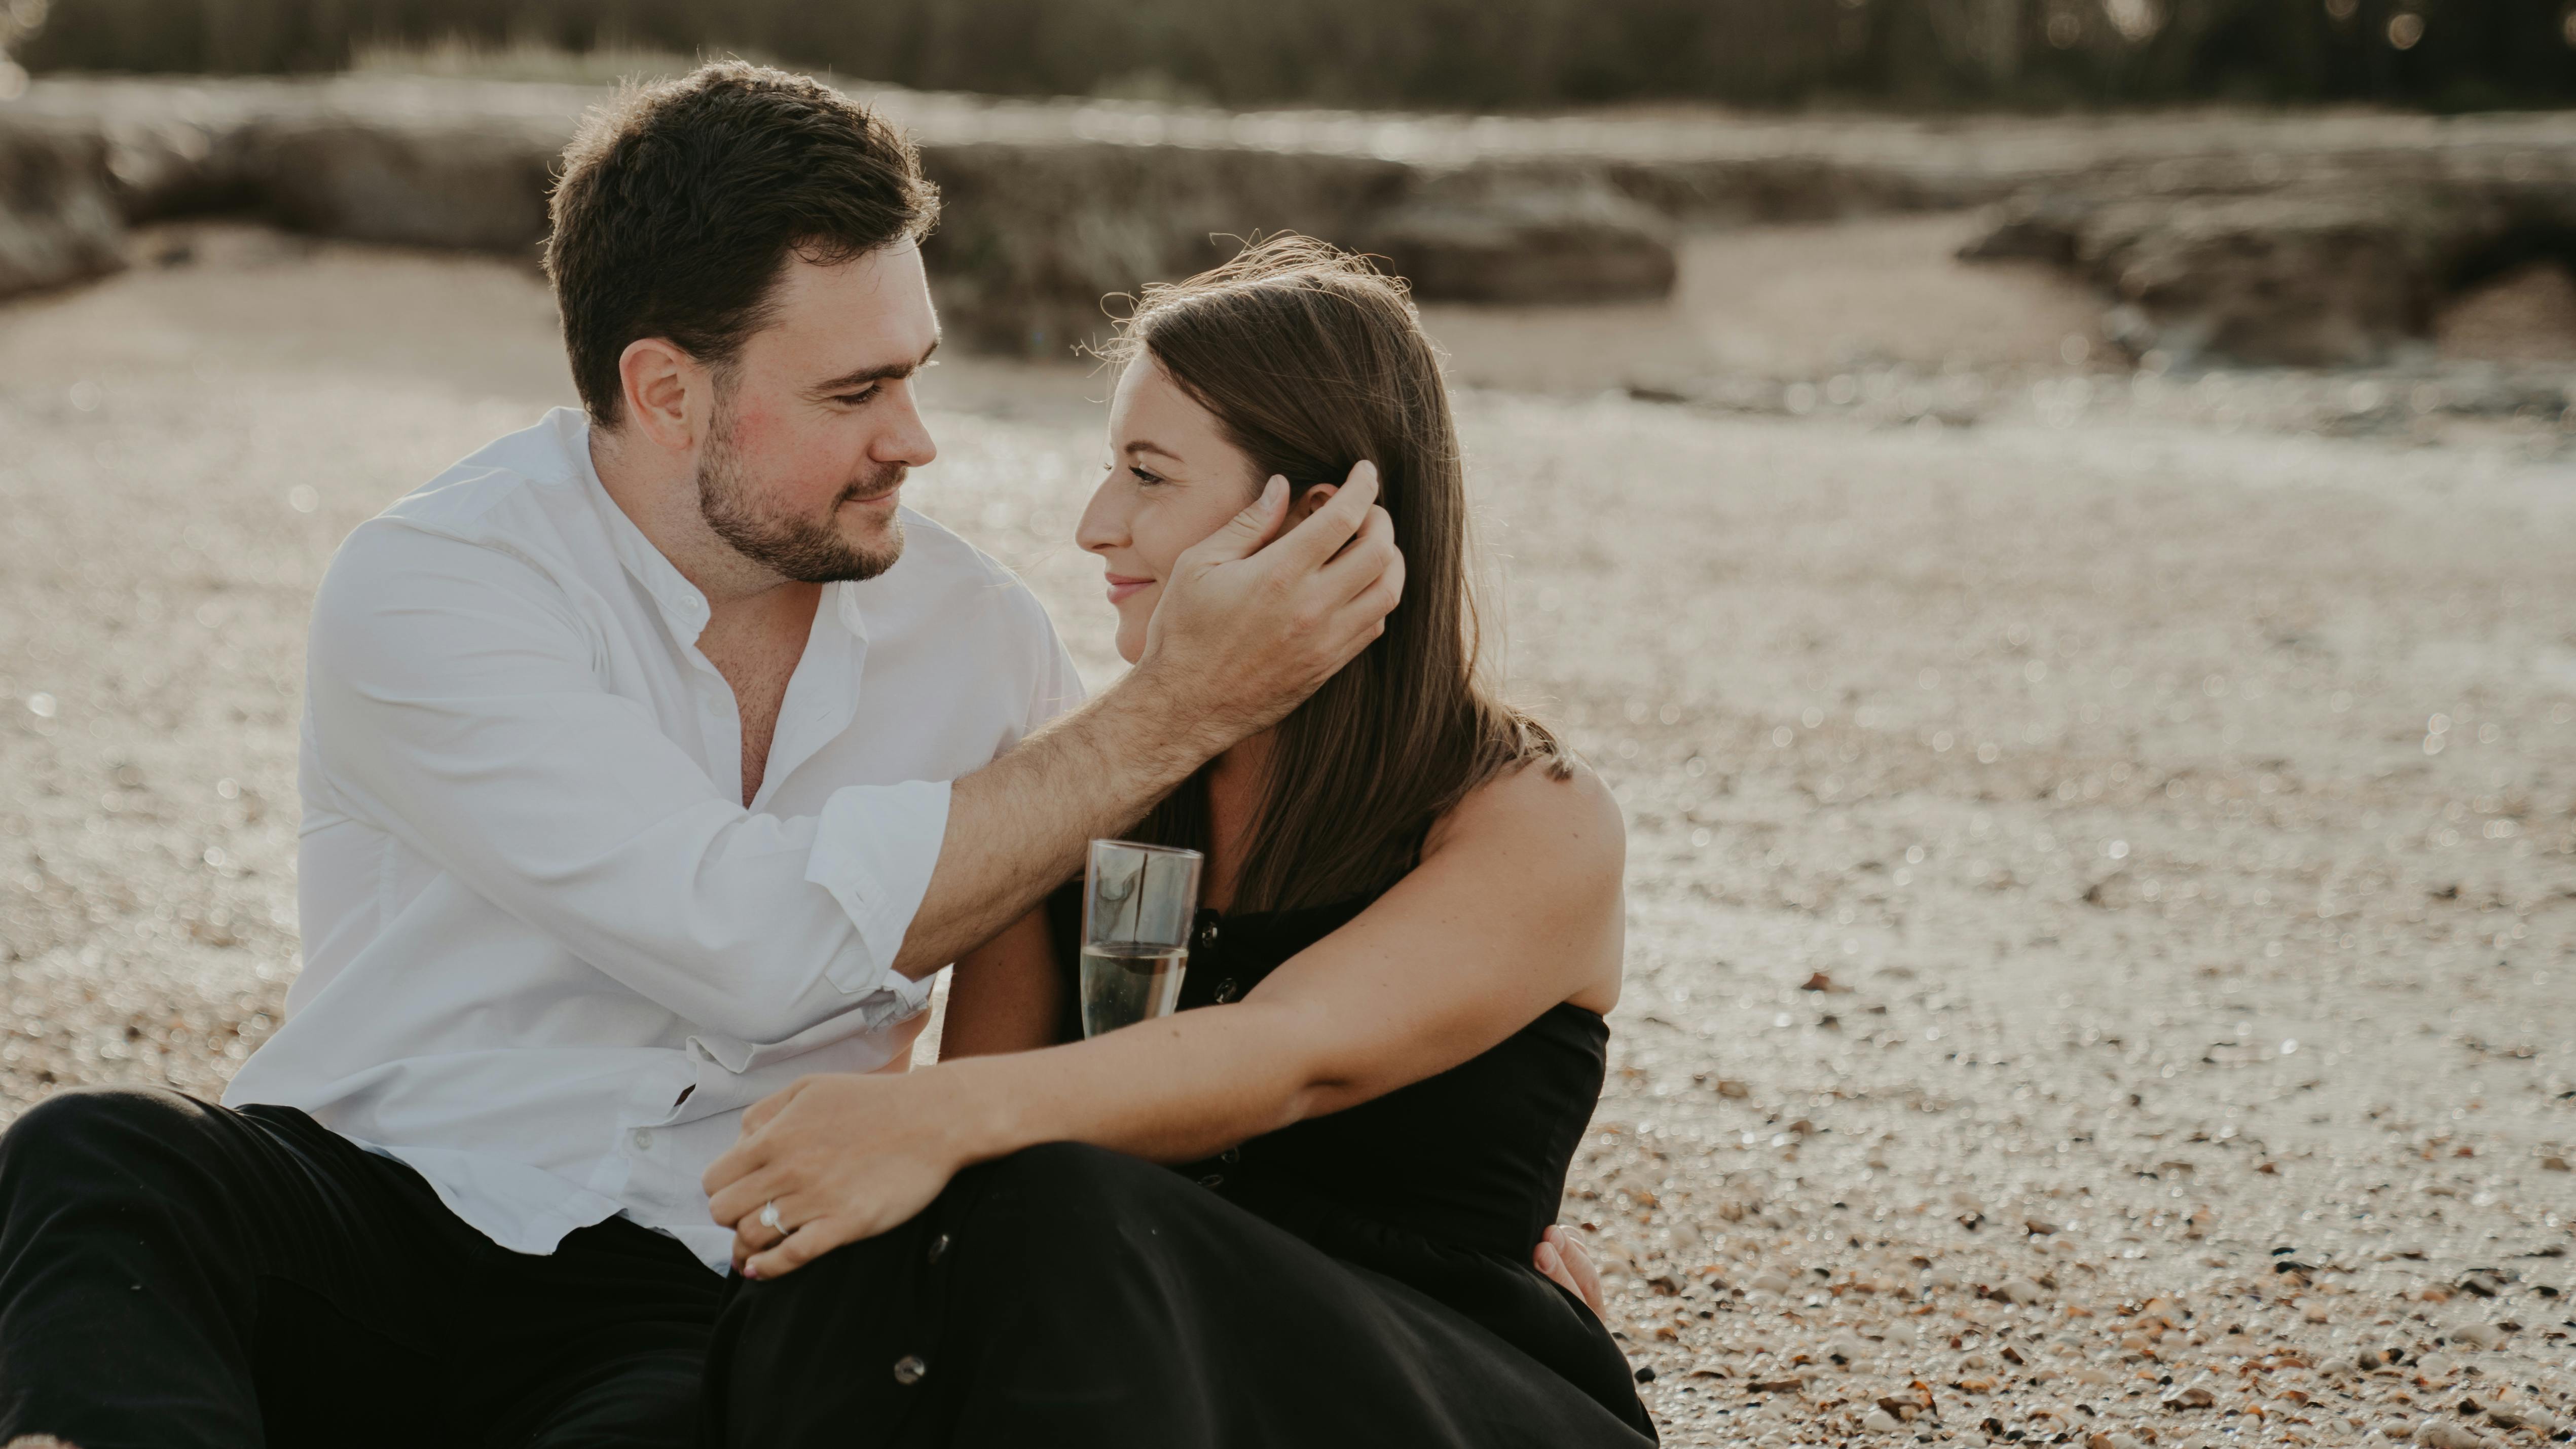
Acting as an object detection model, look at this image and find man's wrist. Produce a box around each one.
[1111,655,1243,766]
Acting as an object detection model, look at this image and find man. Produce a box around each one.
[0,63,1401,1446]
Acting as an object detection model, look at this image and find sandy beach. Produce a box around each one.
[2,221,2572,1446]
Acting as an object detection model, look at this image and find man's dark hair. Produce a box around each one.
[546,61,940,427]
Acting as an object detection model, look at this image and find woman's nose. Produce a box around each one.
[1074,474,1127,554]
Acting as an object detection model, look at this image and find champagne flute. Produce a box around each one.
[1079,839,1204,1038]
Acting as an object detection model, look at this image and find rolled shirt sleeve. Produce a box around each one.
[804,777,950,995]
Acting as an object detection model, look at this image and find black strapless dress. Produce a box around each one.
[698,885,1657,1448]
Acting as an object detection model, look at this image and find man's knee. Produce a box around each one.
[0,1086,228,1202]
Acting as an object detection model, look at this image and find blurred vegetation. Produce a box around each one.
[11,0,2576,110]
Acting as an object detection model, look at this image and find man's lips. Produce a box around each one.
[837,470,907,509]
[1104,574,1154,604]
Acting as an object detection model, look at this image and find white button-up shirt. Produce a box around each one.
[225,408,1082,1272]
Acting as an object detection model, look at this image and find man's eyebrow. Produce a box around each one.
[812,337,941,394]
[1122,440,1183,462]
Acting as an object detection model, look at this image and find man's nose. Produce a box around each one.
[873,386,938,469]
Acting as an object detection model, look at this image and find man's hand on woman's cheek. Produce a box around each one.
[1136,462,1403,742]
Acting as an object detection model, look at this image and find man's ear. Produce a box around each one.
[617,337,701,453]
[1285,483,1338,528]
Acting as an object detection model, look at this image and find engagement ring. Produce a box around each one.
[759,1200,784,1234]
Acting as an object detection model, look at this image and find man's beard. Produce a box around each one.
[696,407,906,584]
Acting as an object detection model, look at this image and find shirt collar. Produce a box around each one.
[558,408,715,645]
[830,576,870,646]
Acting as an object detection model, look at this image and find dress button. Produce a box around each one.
[1195,918,1220,949]
[1212,979,1238,1005]
[1197,1173,1225,1190]
[892,1354,928,1386]
[1219,1147,1241,1164]
[927,1232,951,1264]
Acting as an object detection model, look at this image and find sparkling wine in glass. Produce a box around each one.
[1079,839,1203,1038]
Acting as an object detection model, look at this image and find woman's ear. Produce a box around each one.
[1285,483,1338,528]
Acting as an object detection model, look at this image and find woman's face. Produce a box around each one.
[1078,357,1286,664]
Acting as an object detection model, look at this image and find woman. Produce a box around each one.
[697,236,1653,1447]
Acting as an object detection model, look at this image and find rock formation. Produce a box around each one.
[1365,173,1677,305]
[7,76,2576,364]
[0,76,1685,346]
[1962,138,2576,367]
[0,116,124,299]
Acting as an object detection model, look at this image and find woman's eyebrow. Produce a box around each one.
[1122,440,1183,462]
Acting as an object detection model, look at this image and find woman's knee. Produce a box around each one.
[754,1146,1181,1308]
[968,1141,1163,1202]
[953,1142,1195,1259]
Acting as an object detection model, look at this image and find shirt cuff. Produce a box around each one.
[803,778,952,995]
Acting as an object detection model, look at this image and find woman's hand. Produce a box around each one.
[702,1070,973,1279]
[1535,1224,1606,1319]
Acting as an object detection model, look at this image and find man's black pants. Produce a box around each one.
[0,1087,723,1449]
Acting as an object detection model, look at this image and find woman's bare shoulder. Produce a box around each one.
[1415,753,1626,1014]
[1424,752,1626,886]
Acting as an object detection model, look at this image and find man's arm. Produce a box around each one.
[888,466,1400,977]
[303,467,1395,1044]
[305,521,942,1045]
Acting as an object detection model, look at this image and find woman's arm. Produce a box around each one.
[705,759,1625,1277]
[931,907,1062,1059]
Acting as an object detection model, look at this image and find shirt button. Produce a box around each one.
[892,1354,928,1386]
[630,1128,655,1150]
[1212,979,1239,1005]
[1197,1173,1225,1190]
[1195,919,1220,949]
[1219,1147,1241,1164]
[927,1233,951,1264]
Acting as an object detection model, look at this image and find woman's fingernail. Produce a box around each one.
[743,1263,761,1280]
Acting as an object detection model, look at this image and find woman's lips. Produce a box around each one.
[1104,574,1154,604]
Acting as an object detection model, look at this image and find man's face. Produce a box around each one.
[697,240,941,583]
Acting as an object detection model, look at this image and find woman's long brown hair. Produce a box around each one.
[1108,235,1568,914]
